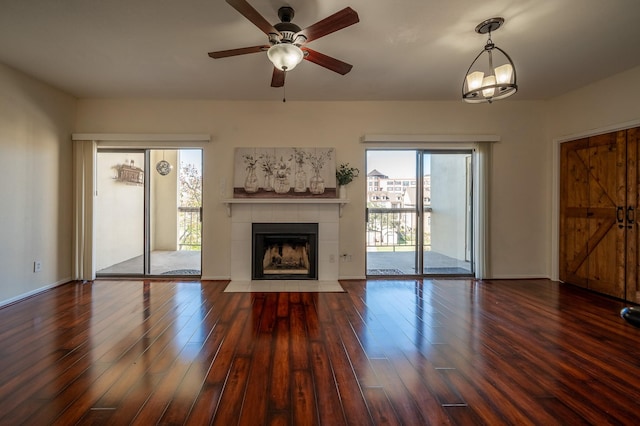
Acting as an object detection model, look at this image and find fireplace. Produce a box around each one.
[252,223,318,280]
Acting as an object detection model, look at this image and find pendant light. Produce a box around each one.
[462,17,517,103]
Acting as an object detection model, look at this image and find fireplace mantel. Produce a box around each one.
[222,198,349,217]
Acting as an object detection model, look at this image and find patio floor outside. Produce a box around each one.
[367,249,473,276]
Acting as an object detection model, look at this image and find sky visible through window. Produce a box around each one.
[366,150,430,178]
[180,149,202,170]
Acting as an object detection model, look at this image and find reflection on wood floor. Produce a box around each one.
[1,278,640,424]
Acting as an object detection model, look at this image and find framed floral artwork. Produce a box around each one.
[233,147,336,198]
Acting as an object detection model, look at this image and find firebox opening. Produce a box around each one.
[263,238,310,275]
[252,223,318,280]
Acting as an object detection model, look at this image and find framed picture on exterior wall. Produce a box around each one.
[233,147,336,198]
[114,160,144,186]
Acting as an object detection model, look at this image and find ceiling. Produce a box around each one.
[1,0,639,101]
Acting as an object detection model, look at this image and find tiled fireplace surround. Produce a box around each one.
[230,203,339,282]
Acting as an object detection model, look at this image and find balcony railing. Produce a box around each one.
[366,207,431,251]
[178,206,202,251]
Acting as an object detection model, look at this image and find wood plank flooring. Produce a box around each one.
[1,278,640,424]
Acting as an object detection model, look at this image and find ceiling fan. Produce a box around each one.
[209,0,359,87]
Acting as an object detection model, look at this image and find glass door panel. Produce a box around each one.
[423,151,473,275]
[366,150,418,275]
[175,149,202,274]
[95,151,145,275]
[149,149,202,275]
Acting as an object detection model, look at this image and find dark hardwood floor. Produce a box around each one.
[1,278,640,425]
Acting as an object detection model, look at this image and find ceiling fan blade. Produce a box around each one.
[208,45,269,59]
[226,0,280,36]
[302,48,353,75]
[271,68,285,87]
[295,7,359,43]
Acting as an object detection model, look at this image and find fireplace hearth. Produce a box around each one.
[252,223,318,280]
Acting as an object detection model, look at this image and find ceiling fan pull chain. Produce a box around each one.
[282,74,287,102]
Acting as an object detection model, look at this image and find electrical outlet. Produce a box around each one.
[34,261,42,273]
[340,254,352,263]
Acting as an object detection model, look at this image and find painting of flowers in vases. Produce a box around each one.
[233,147,336,198]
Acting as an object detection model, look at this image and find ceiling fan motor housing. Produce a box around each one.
[277,6,294,22]
[274,7,303,45]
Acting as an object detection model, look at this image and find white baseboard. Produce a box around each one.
[200,275,231,281]
[487,274,552,280]
[0,276,71,309]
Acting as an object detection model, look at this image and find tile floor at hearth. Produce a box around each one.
[224,280,344,292]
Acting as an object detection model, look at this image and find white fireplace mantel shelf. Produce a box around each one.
[223,198,349,217]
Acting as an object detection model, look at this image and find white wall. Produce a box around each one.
[75,99,549,280]
[545,66,640,139]
[0,62,76,305]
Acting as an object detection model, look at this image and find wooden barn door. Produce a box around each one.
[560,131,627,299]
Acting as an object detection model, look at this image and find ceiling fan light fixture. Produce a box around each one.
[462,17,518,104]
[267,43,304,71]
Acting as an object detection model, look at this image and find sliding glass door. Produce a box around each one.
[95,149,202,277]
[366,149,474,276]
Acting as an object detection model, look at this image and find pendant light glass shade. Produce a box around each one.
[495,63,513,84]
[462,18,517,103]
[466,71,485,92]
[267,43,304,71]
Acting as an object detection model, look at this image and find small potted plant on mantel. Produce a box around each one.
[335,163,360,199]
